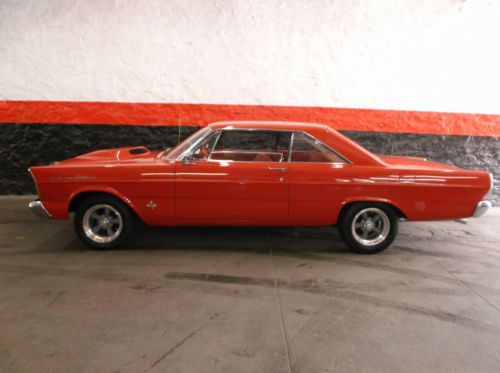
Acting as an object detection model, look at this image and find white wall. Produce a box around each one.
[1,0,499,114]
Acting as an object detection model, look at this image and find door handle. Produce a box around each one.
[268,167,286,172]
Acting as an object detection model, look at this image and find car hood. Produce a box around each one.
[377,155,459,170]
[55,146,161,165]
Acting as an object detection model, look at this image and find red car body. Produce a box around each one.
[29,121,492,229]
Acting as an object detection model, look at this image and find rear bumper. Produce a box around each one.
[473,200,491,218]
[29,200,52,218]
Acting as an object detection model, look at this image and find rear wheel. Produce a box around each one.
[74,195,134,249]
[338,203,398,254]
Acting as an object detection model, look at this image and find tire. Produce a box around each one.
[338,203,398,254]
[74,195,135,249]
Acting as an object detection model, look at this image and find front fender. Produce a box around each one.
[48,184,137,220]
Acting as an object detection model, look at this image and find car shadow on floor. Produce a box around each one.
[20,216,372,257]
[35,224,352,256]
[121,225,350,254]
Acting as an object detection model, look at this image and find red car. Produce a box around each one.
[28,121,493,254]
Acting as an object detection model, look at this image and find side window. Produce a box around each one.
[291,132,346,163]
[210,130,291,162]
[189,132,218,160]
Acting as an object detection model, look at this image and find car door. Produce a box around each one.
[175,129,292,225]
[288,131,353,225]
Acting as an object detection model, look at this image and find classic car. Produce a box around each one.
[28,121,493,254]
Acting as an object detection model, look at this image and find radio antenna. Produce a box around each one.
[177,115,181,144]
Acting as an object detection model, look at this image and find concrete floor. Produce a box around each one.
[1,197,499,373]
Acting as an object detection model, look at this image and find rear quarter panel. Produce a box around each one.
[396,168,491,220]
[289,164,491,225]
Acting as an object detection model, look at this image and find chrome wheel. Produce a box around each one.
[82,204,123,244]
[351,207,390,247]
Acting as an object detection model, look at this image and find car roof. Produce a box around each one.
[207,120,382,166]
[207,121,331,132]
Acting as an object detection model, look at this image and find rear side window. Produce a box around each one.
[211,130,291,162]
[291,132,346,163]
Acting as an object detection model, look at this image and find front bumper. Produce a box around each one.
[29,200,52,218]
[473,200,491,218]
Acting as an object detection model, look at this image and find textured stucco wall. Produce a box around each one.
[1,0,500,113]
[0,0,499,203]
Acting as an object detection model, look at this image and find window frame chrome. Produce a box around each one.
[184,130,221,162]
[206,130,222,161]
[166,126,213,161]
[287,132,295,162]
[174,127,215,162]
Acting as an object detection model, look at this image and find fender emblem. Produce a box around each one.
[146,201,157,209]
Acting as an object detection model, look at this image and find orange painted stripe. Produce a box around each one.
[1,100,499,136]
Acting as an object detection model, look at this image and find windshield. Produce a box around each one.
[165,127,213,160]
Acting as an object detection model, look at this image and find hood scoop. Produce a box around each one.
[117,146,150,159]
[128,147,149,155]
[68,146,152,163]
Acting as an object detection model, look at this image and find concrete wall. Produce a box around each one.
[0,0,499,202]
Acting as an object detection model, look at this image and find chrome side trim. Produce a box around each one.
[29,200,52,218]
[288,132,295,162]
[28,168,40,196]
[206,130,222,161]
[473,200,491,218]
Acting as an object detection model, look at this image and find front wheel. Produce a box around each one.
[74,195,135,249]
[338,203,399,254]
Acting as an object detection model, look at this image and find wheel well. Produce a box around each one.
[338,201,407,222]
[69,191,127,213]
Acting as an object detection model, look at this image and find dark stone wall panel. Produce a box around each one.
[0,123,199,195]
[0,124,498,205]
